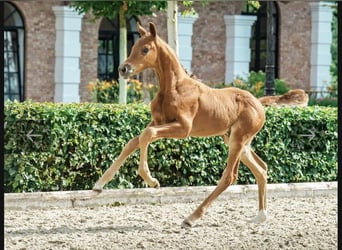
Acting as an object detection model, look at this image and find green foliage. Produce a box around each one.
[224,70,290,97]
[224,70,337,107]
[88,79,120,103]
[308,80,338,107]
[308,96,338,107]
[247,1,261,9]
[70,1,167,19]
[253,106,337,183]
[88,79,158,104]
[4,101,150,192]
[5,101,337,193]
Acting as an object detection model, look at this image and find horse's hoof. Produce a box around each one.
[92,188,103,194]
[152,179,160,189]
[248,210,267,224]
[92,184,103,193]
[181,219,192,228]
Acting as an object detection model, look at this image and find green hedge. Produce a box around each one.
[4,101,337,193]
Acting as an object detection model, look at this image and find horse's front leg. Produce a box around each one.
[138,128,160,188]
[137,121,191,188]
[93,136,139,191]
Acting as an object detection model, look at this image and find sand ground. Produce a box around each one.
[4,192,337,250]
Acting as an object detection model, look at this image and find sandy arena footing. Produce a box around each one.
[4,182,337,249]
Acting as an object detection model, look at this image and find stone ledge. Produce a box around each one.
[4,182,337,210]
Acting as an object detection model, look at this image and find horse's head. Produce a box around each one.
[119,22,158,79]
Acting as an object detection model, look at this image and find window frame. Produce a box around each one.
[97,15,139,82]
[4,1,25,102]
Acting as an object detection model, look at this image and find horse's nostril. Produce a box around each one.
[119,64,132,77]
[119,65,126,73]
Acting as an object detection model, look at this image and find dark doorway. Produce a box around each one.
[98,15,139,81]
[242,1,279,78]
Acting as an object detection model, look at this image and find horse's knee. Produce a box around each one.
[139,128,153,145]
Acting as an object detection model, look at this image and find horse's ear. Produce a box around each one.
[149,22,157,38]
[137,21,146,36]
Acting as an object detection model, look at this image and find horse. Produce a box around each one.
[259,89,309,107]
[93,22,268,227]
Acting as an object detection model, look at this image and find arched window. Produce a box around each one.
[98,15,139,81]
[242,2,279,78]
[4,1,25,101]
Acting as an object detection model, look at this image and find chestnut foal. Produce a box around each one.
[93,22,268,227]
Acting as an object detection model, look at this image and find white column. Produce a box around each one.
[178,13,198,72]
[224,15,256,84]
[167,1,178,55]
[53,6,84,103]
[309,2,333,95]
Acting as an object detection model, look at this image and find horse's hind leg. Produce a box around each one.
[182,138,244,228]
[93,136,140,191]
[240,145,267,223]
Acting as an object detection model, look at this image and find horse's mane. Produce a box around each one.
[181,64,200,80]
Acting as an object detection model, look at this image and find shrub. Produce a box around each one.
[225,70,337,107]
[88,79,158,104]
[308,81,338,107]
[223,70,290,97]
[88,79,120,103]
[4,101,337,192]
[308,96,338,107]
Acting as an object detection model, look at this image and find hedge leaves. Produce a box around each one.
[4,101,337,192]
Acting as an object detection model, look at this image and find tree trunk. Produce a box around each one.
[119,2,127,104]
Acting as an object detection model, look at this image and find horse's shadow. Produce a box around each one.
[6,225,156,236]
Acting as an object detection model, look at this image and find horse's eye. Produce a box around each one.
[142,47,149,55]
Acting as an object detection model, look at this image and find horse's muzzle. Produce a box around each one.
[118,63,134,79]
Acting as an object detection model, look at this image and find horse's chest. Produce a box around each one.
[150,94,178,124]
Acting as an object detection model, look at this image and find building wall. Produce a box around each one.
[13,1,60,102]
[278,1,311,90]
[137,1,242,86]
[139,1,313,89]
[12,1,100,102]
[79,15,100,102]
[191,1,242,85]
[10,1,315,102]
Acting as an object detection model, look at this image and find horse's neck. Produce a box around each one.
[155,40,187,92]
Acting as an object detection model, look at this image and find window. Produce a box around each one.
[98,15,139,81]
[4,2,25,101]
[242,2,279,78]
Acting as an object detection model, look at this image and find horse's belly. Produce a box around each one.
[190,115,231,137]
